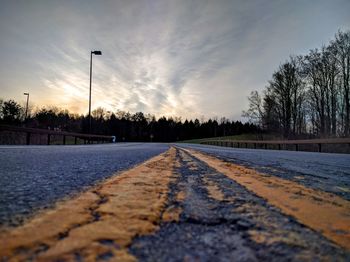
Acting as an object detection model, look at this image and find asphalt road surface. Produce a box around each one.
[0,143,169,226]
[178,143,350,200]
[0,143,349,261]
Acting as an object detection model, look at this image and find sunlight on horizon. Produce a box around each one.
[1,0,349,119]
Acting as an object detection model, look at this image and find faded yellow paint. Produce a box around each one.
[235,203,307,247]
[0,147,177,261]
[188,165,198,171]
[248,230,307,247]
[162,205,182,222]
[336,186,350,193]
[184,148,350,250]
[203,177,226,201]
[176,191,186,202]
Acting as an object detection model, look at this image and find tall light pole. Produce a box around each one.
[23,92,29,122]
[89,50,102,134]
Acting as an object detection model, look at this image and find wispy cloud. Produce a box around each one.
[1,0,349,119]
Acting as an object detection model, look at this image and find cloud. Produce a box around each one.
[0,0,350,120]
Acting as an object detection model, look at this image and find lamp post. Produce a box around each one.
[89,50,102,135]
[23,92,29,122]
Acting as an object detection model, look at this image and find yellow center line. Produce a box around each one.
[203,177,226,202]
[0,147,177,261]
[183,148,350,250]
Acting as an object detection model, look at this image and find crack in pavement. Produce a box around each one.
[130,148,349,261]
[1,147,349,261]
[182,147,350,251]
[0,148,177,261]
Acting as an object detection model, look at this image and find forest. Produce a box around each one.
[243,30,350,138]
[0,99,258,142]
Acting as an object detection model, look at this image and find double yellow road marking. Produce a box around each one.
[1,147,349,262]
[184,148,350,250]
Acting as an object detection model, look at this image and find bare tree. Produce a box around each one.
[334,31,350,136]
[266,57,304,138]
[0,98,3,119]
[262,87,280,131]
[243,30,350,138]
[242,90,264,127]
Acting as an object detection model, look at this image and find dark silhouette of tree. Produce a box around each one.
[0,99,3,120]
[0,98,259,141]
[243,30,350,138]
[242,91,264,128]
[334,31,350,136]
[1,100,23,124]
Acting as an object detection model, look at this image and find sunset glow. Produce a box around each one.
[1,0,349,119]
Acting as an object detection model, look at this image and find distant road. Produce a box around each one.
[178,143,350,200]
[0,143,169,226]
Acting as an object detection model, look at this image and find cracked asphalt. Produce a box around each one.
[0,144,349,261]
[178,143,350,200]
[130,148,349,261]
[0,143,169,226]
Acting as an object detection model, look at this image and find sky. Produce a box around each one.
[0,0,349,120]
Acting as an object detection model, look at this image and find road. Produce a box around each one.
[0,143,349,261]
[179,143,350,200]
[0,143,169,226]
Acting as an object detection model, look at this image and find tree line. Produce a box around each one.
[243,30,350,138]
[0,99,258,142]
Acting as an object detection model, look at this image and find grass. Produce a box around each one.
[179,134,266,144]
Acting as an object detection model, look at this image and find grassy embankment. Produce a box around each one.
[179,133,350,153]
[178,133,281,144]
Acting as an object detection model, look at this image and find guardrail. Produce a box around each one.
[0,125,113,145]
[200,138,350,153]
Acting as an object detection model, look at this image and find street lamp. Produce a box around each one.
[89,50,102,135]
[23,92,29,122]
